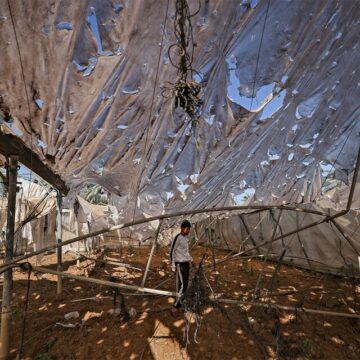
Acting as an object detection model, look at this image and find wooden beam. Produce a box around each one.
[0,129,68,194]
[0,156,18,360]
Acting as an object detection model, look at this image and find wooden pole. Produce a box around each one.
[0,155,18,360]
[0,129,68,194]
[56,191,63,295]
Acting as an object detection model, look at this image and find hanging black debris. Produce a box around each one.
[182,254,225,344]
[182,255,215,314]
[165,0,203,123]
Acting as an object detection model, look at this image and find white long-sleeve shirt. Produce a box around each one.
[170,233,192,266]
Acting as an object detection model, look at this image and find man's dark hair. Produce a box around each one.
[181,220,191,229]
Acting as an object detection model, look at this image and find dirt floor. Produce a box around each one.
[2,245,360,360]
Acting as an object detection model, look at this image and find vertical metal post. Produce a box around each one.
[76,220,80,268]
[140,221,162,288]
[56,191,63,295]
[239,214,260,253]
[0,155,18,360]
[252,209,283,301]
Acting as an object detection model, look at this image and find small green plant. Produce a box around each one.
[302,338,313,357]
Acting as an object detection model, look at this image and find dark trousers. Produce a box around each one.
[174,261,190,308]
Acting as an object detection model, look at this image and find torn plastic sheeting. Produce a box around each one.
[0,0,359,222]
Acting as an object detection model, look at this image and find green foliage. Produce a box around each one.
[79,184,109,205]
[302,338,314,358]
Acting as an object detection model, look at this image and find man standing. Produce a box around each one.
[170,220,192,312]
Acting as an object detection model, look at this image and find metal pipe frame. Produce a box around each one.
[212,297,360,319]
[33,266,177,297]
[252,209,283,301]
[26,266,360,320]
[0,204,330,269]
[55,190,62,295]
[140,221,162,288]
[0,147,358,314]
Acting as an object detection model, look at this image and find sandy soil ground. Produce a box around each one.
[1,245,360,360]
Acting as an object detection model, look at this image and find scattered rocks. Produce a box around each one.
[64,311,80,320]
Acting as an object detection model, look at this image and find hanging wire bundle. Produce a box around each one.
[182,255,225,344]
[163,0,203,123]
[110,276,130,322]
[173,79,202,120]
